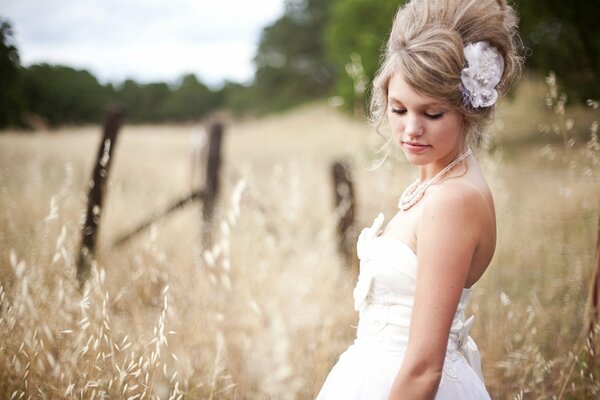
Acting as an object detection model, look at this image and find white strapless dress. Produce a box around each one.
[316,214,491,399]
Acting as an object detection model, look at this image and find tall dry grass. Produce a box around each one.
[0,75,599,399]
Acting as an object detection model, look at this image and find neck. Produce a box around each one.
[418,148,469,182]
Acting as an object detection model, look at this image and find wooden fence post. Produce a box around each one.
[109,122,224,249]
[331,161,357,270]
[202,122,224,246]
[77,106,125,289]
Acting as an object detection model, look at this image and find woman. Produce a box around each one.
[317,0,522,398]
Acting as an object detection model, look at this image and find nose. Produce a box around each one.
[404,114,423,138]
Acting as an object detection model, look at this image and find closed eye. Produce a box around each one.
[391,108,406,115]
[425,112,444,120]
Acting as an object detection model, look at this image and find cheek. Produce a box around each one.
[388,115,404,134]
[450,120,465,143]
[438,116,464,144]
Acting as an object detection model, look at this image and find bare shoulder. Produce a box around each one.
[417,177,496,276]
[415,180,487,272]
[422,179,489,221]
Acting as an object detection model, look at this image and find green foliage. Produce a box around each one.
[163,74,216,121]
[0,17,227,128]
[215,81,256,117]
[11,66,226,127]
[114,80,170,123]
[253,0,335,113]
[114,80,142,122]
[20,64,111,126]
[4,64,228,127]
[517,0,600,101]
[322,0,600,113]
[114,75,221,123]
[324,0,401,113]
[0,19,23,128]
[3,1,599,127]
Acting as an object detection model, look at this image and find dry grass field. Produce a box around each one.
[0,75,599,399]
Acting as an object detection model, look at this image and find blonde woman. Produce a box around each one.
[317,0,522,398]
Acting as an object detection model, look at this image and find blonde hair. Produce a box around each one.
[370,0,523,147]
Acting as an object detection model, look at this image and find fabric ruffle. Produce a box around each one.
[460,41,504,108]
[353,213,384,311]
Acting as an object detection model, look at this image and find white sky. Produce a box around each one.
[0,0,285,87]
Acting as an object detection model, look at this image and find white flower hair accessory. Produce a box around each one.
[460,41,504,109]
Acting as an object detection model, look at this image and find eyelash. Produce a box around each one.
[426,112,444,120]
[390,108,406,115]
[390,108,444,120]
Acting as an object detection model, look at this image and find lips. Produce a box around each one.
[402,141,430,152]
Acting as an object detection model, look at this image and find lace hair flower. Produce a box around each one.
[460,41,504,109]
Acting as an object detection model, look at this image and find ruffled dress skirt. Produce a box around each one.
[316,340,490,399]
[316,214,491,399]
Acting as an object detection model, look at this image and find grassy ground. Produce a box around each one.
[0,75,599,399]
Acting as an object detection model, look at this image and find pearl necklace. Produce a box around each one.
[398,148,473,211]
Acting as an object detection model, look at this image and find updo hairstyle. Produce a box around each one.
[370,0,523,147]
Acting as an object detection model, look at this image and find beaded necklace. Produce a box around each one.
[398,148,472,211]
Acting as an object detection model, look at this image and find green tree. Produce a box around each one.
[215,80,256,116]
[163,74,215,121]
[114,79,143,121]
[253,0,335,113]
[143,83,170,121]
[518,0,600,101]
[0,18,23,128]
[127,82,170,122]
[21,64,110,126]
[116,77,217,123]
[325,0,401,114]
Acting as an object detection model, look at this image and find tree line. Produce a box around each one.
[0,21,255,128]
[256,0,599,113]
[1,0,598,129]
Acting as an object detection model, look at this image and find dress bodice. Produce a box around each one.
[352,213,483,380]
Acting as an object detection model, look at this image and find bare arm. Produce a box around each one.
[388,183,483,400]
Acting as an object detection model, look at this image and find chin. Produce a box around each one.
[401,149,429,165]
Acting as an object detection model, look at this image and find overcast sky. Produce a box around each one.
[1,0,285,87]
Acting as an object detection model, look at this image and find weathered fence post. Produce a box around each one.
[202,122,224,246]
[331,161,357,270]
[77,106,125,289]
[109,122,223,249]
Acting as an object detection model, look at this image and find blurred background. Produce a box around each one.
[0,0,599,399]
[0,0,598,127]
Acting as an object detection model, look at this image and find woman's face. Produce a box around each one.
[387,72,464,171]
